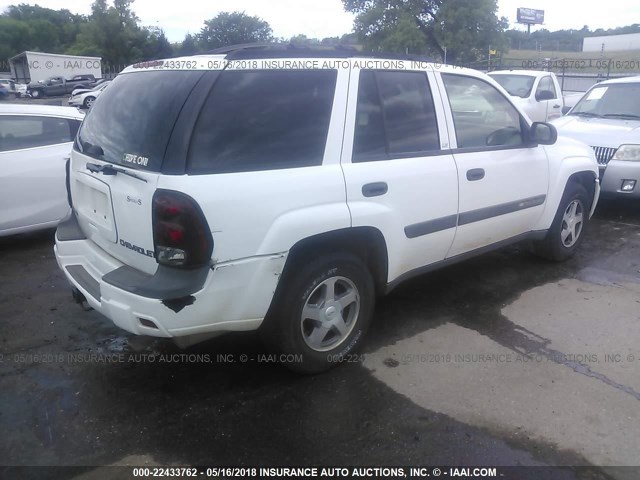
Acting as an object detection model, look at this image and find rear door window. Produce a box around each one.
[353,70,440,162]
[187,70,337,174]
[76,70,205,171]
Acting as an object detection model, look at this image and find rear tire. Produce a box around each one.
[30,89,41,98]
[261,253,375,374]
[535,182,589,261]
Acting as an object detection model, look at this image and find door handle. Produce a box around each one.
[553,104,561,108]
[362,182,388,197]
[466,168,485,181]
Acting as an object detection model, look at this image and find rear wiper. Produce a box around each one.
[569,112,602,118]
[86,162,148,183]
[603,113,640,120]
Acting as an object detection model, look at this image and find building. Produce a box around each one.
[583,33,640,53]
[9,51,102,84]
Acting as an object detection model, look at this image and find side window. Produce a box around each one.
[536,76,556,100]
[188,70,337,174]
[0,115,76,152]
[352,71,386,160]
[442,74,524,149]
[353,70,440,162]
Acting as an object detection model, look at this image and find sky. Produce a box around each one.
[1,0,640,43]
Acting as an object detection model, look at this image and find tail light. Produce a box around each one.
[152,190,213,268]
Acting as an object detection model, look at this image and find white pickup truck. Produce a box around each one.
[489,70,583,123]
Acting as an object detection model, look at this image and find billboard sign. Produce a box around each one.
[517,8,544,24]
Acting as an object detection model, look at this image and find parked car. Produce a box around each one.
[552,76,640,197]
[488,70,583,122]
[71,78,111,96]
[28,75,97,98]
[0,83,9,100]
[0,78,27,98]
[0,104,84,237]
[68,81,110,109]
[55,48,600,373]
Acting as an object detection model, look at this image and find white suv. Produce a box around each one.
[55,47,600,373]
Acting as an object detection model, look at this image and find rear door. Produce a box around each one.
[71,69,207,275]
[0,114,80,232]
[341,65,459,283]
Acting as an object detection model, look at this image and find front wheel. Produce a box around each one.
[83,96,96,109]
[30,89,41,98]
[261,253,375,374]
[535,182,589,261]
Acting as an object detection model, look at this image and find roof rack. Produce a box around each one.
[204,43,433,62]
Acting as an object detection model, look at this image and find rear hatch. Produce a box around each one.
[70,68,207,275]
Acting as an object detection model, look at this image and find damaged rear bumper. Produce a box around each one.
[54,213,286,338]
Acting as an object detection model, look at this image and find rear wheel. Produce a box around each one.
[30,89,41,98]
[261,253,375,374]
[535,182,589,261]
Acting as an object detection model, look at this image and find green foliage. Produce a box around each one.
[343,0,508,63]
[197,11,272,50]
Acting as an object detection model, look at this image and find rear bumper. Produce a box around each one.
[55,214,286,338]
[600,161,640,197]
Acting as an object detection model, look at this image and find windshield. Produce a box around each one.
[571,83,640,118]
[489,74,536,98]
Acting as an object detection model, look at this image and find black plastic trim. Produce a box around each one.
[102,265,210,300]
[387,230,548,293]
[458,195,546,226]
[405,215,457,238]
[56,212,86,241]
[404,195,546,239]
[163,70,222,175]
[66,265,100,301]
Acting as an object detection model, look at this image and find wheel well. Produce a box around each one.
[282,227,389,296]
[567,171,597,209]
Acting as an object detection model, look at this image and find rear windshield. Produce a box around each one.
[76,70,204,171]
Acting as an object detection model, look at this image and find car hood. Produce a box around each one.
[551,115,640,147]
[71,88,93,96]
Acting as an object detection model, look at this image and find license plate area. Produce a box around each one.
[73,172,117,243]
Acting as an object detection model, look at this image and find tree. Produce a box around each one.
[343,0,508,63]
[198,11,272,50]
[178,33,199,56]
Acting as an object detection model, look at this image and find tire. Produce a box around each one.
[83,96,96,109]
[261,253,375,374]
[535,182,590,261]
[31,89,41,98]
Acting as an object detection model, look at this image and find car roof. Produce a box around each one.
[119,53,483,80]
[594,75,640,86]
[488,70,550,77]
[0,103,84,119]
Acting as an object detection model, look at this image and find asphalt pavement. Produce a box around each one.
[1,198,639,480]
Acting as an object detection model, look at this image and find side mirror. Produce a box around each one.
[530,122,557,145]
[561,106,571,115]
[536,90,555,101]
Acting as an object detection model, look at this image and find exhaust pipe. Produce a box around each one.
[71,287,93,311]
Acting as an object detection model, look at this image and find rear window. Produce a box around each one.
[76,70,204,171]
[187,70,337,174]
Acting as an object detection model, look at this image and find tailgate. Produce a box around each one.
[71,151,159,275]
